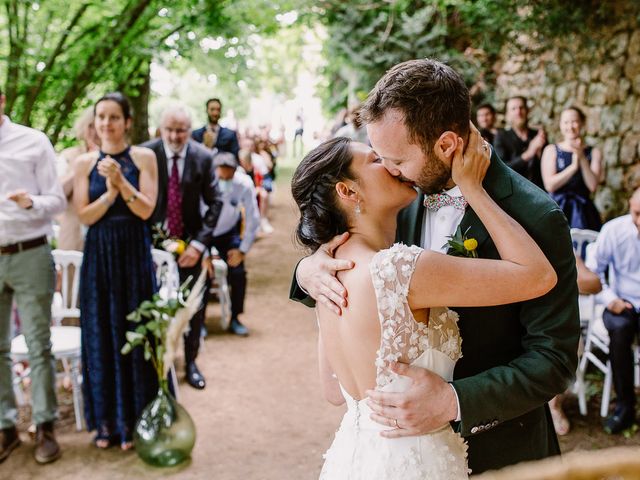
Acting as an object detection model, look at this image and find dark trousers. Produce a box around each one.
[212,225,246,320]
[179,262,207,364]
[603,305,640,411]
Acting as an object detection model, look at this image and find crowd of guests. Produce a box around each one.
[0,90,274,464]
[0,82,638,467]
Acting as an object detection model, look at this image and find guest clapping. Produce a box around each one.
[57,108,100,251]
[494,96,546,188]
[0,87,65,465]
[541,106,602,231]
[74,92,158,450]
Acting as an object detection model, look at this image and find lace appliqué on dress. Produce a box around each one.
[370,243,462,389]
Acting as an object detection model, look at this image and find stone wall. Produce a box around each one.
[493,15,640,220]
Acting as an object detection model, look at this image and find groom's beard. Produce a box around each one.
[416,151,451,194]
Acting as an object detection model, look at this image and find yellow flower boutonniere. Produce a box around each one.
[444,226,478,258]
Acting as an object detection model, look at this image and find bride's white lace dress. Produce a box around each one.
[319,243,470,479]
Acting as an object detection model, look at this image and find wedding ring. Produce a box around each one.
[394,418,400,429]
[482,142,489,151]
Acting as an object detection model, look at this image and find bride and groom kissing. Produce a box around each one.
[290,59,579,478]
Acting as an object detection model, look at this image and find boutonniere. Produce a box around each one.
[443,225,478,258]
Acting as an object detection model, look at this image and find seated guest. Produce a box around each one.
[587,188,640,434]
[475,103,498,145]
[541,106,602,231]
[494,96,546,188]
[191,98,239,159]
[205,151,260,336]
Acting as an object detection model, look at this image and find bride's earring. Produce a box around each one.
[355,198,361,215]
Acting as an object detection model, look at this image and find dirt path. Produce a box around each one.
[6,173,640,479]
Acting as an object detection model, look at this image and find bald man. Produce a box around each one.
[587,187,640,434]
[141,107,222,390]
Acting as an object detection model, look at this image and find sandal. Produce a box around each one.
[93,426,115,449]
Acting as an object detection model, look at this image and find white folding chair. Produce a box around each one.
[12,326,83,429]
[570,229,605,416]
[151,248,180,300]
[576,304,613,417]
[210,258,232,331]
[11,249,84,430]
[51,250,82,325]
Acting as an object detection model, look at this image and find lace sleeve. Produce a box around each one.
[369,243,424,389]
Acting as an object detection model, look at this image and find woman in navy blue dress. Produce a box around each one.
[541,106,602,231]
[74,93,158,450]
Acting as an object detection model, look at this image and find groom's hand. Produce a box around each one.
[366,362,457,438]
[296,232,354,315]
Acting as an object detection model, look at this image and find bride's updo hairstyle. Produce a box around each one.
[291,137,356,252]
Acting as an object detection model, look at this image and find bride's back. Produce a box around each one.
[316,240,427,400]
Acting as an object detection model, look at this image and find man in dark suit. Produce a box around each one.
[493,96,547,189]
[191,98,240,159]
[290,59,579,474]
[142,106,223,390]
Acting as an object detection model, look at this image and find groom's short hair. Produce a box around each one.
[360,59,470,152]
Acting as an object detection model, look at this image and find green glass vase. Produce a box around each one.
[134,382,196,467]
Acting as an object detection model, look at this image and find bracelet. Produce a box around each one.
[99,193,114,207]
[126,192,138,204]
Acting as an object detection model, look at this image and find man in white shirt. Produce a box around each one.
[588,188,640,434]
[206,152,260,336]
[0,89,66,464]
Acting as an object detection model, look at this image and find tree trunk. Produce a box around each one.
[126,60,151,145]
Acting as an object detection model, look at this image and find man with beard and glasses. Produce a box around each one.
[192,98,240,160]
[289,59,578,474]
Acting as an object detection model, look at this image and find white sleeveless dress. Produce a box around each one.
[319,243,470,480]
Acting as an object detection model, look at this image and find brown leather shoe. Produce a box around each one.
[34,421,61,464]
[0,426,21,463]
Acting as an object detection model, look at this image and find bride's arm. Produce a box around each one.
[318,331,345,406]
[409,127,557,309]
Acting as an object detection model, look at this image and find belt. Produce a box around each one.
[0,236,48,255]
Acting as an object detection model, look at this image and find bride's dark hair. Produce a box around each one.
[291,137,356,251]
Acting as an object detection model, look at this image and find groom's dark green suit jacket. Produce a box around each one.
[290,152,580,475]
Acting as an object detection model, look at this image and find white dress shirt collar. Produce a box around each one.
[163,142,188,162]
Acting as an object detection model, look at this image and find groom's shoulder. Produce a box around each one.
[497,162,558,218]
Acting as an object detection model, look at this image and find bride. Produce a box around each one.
[290,126,557,479]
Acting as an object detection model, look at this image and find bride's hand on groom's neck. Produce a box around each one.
[452,123,490,195]
[298,232,354,315]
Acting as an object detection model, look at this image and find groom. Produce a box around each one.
[290,59,579,474]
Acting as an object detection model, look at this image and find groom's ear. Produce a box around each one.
[434,131,459,161]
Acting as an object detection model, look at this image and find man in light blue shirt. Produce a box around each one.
[209,152,260,336]
[588,187,640,434]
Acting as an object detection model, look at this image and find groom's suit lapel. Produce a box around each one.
[456,151,513,253]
